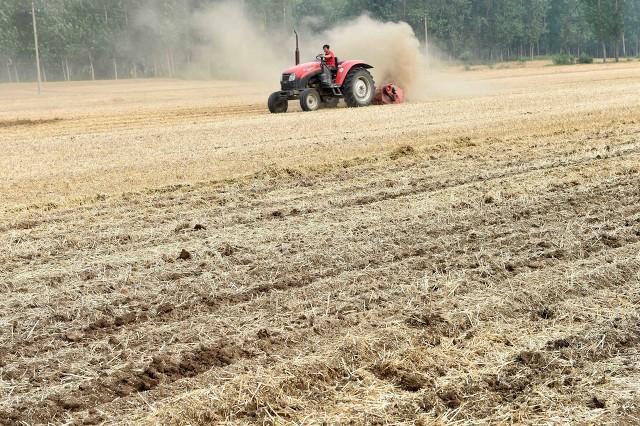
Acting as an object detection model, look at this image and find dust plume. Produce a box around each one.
[320,16,422,93]
[189,2,289,81]
[318,17,488,100]
[186,2,485,100]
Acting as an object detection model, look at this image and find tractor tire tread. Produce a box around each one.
[342,68,375,108]
[268,92,288,113]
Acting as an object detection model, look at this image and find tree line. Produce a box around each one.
[1,0,639,83]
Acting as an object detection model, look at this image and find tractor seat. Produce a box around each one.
[332,57,340,78]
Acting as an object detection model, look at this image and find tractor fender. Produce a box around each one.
[335,61,374,86]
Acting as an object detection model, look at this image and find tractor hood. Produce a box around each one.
[282,59,373,80]
[282,61,322,79]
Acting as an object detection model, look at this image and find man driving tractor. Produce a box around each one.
[268,34,404,113]
[321,44,336,86]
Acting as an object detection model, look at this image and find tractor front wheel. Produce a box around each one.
[343,68,375,108]
[268,92,288,114]
[300,89,321,112]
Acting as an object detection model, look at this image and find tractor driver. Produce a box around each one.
[321,44,337,86]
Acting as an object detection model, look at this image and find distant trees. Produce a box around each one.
[1,0,639,83]
[627,0,640,56]
[0,0,20,81]
[581,0,625,61]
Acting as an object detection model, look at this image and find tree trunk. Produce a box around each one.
[13,62,20,82]
[621,32,626,58]
[133,62,138,79]
[6,60,12,82]
[42,64,47,82]
[530,43,534,60]
[113,57,118,80]
[89,53,95,80]
[65,57,70,81]
[167,50,175,78]
[615,41,620,62]
[602,42,607,63]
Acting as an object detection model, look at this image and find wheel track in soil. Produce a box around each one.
[7,240,640,422]
[2,132,638,277]
[1,120,637,230]
[103,243,640,424]
[2,146,636,356]
[3,70,640,424]
[0,104,637,216]
[2,157,636,422]
[2,121,640,423]
[0,105,268,139]
[10,237,640,424]
[2,144,639,364]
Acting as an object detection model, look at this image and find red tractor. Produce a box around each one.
[268,32,376,113]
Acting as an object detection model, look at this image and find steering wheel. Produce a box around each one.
[316,54,325,62]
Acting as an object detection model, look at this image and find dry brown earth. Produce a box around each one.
[1,61,640,424]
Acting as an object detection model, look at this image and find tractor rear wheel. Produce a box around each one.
[268,92,288,113]
[300,89,321,112]
[343,68,375,108]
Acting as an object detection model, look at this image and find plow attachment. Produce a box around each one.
[373,83,405,105]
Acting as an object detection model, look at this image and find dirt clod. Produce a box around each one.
[257,329,271,339]
[537,307,555,320]
[178,249,192,260]
[390,145,416,160]
[114,312,137,327]
[399,372,427,392]
[217,242,235,256]
[156,303,174,315]
[58,397,83,410]
[517,351,546,368]
[86,317,111,331]
[437,388,462,409]
[79,270,97,281]
[587,396,606,409]
[83,413,105,425]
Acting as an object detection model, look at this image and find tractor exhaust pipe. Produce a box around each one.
[294,29,300,65]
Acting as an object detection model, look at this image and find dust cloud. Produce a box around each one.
[162,1,485,100]
[319,16,422,93]
[314,17,488,100]
[189,2,289,81]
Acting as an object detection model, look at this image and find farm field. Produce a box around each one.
[1,61,640,424]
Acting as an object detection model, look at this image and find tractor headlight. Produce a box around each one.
[288,74,296,82]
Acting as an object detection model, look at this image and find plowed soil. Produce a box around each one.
[1,61,640,425]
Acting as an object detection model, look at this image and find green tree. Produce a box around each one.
[523,0,549,59]
[624,0,640,56]
[0,0,20,81]
[581,0,625,61]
